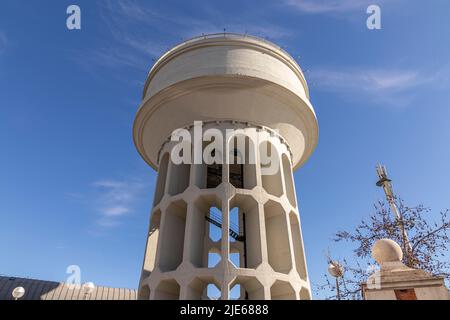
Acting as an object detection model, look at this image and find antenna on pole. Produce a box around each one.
[375,164,413,265]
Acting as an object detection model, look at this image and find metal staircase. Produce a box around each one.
[205,211,245,242]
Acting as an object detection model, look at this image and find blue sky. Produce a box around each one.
[1,0,450,299]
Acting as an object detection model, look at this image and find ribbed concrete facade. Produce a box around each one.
[134,34,318,300]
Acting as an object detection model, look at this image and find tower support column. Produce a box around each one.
[138,122,311,300]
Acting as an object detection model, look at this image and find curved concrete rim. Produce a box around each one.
[142,33,310,101]
[133,75,319,171]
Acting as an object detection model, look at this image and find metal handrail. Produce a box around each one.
[209,210,240,233]
[205,212,244,241]
[177,32,284,51]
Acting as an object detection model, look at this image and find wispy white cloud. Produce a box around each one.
[88,0,291,72]
[308,67,435,106]
[104,0,292,39]
[102,205,130,217]
[76,1,167,73]
[93,180,127,189]
[85,47,149,72]
[311,68,420,91]
[284,0,382,14]
[92,178,146,228]
[282,0,403,16]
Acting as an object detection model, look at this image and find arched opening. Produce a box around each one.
[229,135,257,189]
[282,154,296,207]
[154,153,169,206]
[300,287,311,300]
[207,164,222,188]
[158,200,187,272]
[209,206,222,242]
[259,141,283,197]
[168,161,190,196]
[229,195,262,269]
[141,209,161,278]
[270,280,296,300]
[264,200,292,274]
[206,283,221,300]
[194,142,223,189]
[230,284,242,300]
[194,161,207,189]
[289,211,307,280]
[230,252,240,268]
[230,276,264,300]
[154,279,180,300]
[208,251,221,268]
[206,146,223,189]
[229,207,239,244]
[138,285,150,300]
[189,195,222,268]
[186,277,221,300]
[229,207,242,268]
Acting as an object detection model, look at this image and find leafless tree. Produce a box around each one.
[317,198,450,300]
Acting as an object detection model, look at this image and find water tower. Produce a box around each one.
[134,33,318,300]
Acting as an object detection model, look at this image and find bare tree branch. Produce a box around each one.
[316,198,450,300]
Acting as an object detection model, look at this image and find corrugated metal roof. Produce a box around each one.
[0,276,137,300]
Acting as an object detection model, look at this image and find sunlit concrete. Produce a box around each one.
[134,34,317,300]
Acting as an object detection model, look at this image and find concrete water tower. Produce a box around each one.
[134,33,318,300]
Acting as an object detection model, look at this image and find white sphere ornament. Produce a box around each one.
[82,282,96,294]
[372,238,403,264]
[12,286,25,300]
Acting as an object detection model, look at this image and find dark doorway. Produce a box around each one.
[394,289,417,300]
[206,149,222,188]
[229,149,244,188]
